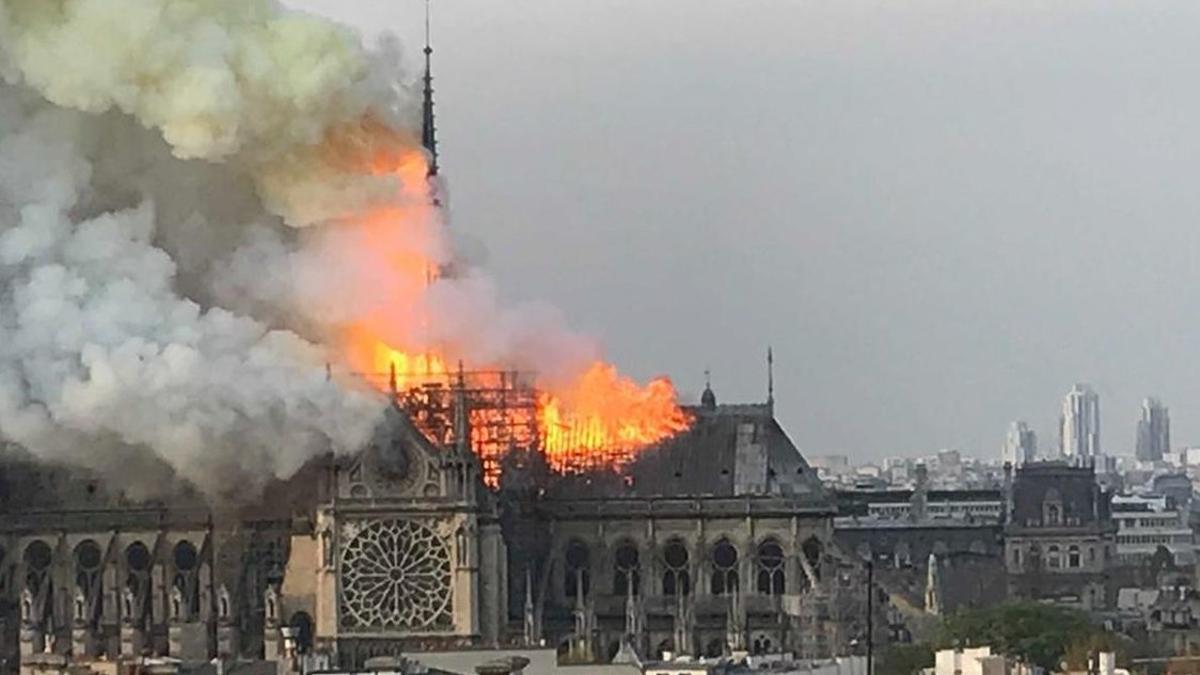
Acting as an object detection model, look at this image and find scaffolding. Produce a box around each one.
[390,369,541,485]
[359,365,660,486]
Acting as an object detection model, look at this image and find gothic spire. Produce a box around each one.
[421,0,439,178]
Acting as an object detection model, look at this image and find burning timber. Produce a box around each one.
[376,364,689,486]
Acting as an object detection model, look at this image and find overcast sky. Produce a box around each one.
[289,0,1200,463]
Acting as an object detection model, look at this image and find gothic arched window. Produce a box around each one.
[756,538,785,595]
[662,539,690,596]
[126,542,150,572]
[710,540,739,596]
[74,539,102,624]
[802,536,823,582]
[24,540,52,574]
[23,540,53,625]
[613,540,640,597]
[172,540,200,618]
[290,612,314,654]
[564,540,590,599]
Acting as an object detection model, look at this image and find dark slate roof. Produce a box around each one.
[542,402,831,506]
[1009,461,1111,528]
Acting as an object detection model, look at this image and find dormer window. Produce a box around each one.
[1043,488,1063,526]
[1046,504,1061,525]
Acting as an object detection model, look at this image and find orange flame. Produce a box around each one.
[539,363,692,470]
[332,127,692,480]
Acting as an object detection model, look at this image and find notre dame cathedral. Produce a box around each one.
[0,37,870,675]
[0,376,876,674]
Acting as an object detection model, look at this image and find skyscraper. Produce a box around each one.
[1135,397,1170,462]
[1060,384,1101,461]
[1002,420,1037,466]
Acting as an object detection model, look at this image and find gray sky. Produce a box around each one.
[289,0,1200,463]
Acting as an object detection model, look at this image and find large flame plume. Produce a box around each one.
[0,0,689,496]
[339,143,692,480]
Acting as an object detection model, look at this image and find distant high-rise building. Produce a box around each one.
[1135,397,1170,462]
[1060,384,1101,461]
[1002,420,1037,466]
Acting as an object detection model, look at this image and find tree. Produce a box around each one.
[877,644,935,675]
[937,601,1121,671]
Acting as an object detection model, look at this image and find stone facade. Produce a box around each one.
[1004,462,1116,609]
[0,395,871,673]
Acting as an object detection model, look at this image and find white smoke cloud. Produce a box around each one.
[0,0,646,498]
[0,90,383,496]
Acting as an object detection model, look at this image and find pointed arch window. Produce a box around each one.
[756,538,785,595]
[74,539,102,626]
[802,537,823,583]
[613,540,640,597]
[710,540,739,596]
[564,540,590,599]
[662,539,690,596]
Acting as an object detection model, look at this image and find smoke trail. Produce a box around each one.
[0,0,680,498]
[0,0,410,496]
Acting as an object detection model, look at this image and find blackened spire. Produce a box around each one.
[421,0,439,178]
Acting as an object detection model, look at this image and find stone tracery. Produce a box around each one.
[339,519,452,630]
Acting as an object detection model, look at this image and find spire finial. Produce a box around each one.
[701,367,717,409]
[453,360,469,454]
[767,346,775,408]
[421,0,439,179]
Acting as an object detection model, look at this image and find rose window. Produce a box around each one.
[339,519,452,630]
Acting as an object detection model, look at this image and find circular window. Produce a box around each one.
[713,540,738,568]
[758,539,784,568]
[126,542,151,572]
[174,541,198,571]
[25,541,52,571]
[339,520,452,630]
[565,541,589,569]
[75,540,102,570]
[615,542,638,569]
[664,540,689,568]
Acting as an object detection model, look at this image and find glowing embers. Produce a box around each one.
[387,365,692,486]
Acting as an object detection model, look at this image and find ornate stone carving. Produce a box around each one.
[339,519,452,631]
